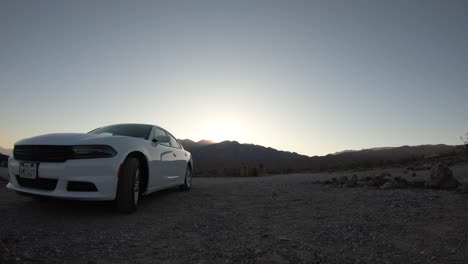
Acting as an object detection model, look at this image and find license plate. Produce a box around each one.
[19,162,38,179]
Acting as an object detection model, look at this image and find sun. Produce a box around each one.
[203,123,244,142]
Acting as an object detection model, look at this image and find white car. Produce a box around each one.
[7,124,193,213]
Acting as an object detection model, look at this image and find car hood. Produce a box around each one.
[15,133,115,146]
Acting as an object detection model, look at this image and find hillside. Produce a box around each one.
[179,139,215,152]
[184,140,464,176]
[309,144,460,171]
[191,141,312,175]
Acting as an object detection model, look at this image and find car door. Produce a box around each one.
[147,127,174,189]
[167,133,187,184]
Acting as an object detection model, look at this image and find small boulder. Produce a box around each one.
[393,177,408,188]
[364,179,376,187]
[347,175,358,187]
[440,177,460,189]
[412,172,417,177]
[407,180,425,188]
[373,176,388,186]
[338,176,349,186]
[456,183,468,194]
[380,181,394,190]
[426,163,460,189]
[330,178,338,186]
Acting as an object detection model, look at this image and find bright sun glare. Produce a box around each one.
[203,123,244,143]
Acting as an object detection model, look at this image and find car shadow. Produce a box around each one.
[11,186,184,217]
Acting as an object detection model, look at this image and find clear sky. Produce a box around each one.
[1,0,467,156]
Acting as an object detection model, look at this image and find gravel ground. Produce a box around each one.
[1,172,468,264]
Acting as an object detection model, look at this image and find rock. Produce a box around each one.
[330,178,338,186]
[255,254,289,264]
[338,176,348,186]
[380,181,394,190]
[440,177,460,189]
[412,172,417,177]
[426,163,460,189]
[347,175,358,187]
[407,180,425,188]
[383,176,393,183]
[399,180,408,188]
[323,180,332,185]
[363,178,377,187]
[393,177,408,188]
[278,237,290,242]
[373,176,388,186]
[456,183,468,194]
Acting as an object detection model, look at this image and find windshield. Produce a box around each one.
[88,124,153,139]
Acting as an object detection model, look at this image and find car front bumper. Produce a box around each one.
[7,157,120,201]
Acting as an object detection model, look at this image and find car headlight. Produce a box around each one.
[71,145,117,159]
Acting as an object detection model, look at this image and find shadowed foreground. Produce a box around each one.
[1,173,468,264]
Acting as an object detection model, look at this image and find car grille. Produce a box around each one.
[14,145,73,162]
[16,176,58,191]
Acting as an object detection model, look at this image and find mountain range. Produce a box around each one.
[0,147,12,156]
[180,140,463,176]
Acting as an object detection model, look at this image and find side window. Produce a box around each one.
[154,128,170,147]
[168,134,180,149]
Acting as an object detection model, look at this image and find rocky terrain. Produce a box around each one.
[1,164,468,264]
[319,163,468,192]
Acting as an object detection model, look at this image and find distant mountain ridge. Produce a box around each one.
[333,147,394,155]
[179,140,462,176]
[179,139,215,152]
[0,147,12,156]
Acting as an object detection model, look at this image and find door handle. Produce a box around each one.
[173,153,177,157]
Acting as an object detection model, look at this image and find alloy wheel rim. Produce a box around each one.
[186,168,192,187]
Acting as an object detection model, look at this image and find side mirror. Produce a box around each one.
[154,134,170,144]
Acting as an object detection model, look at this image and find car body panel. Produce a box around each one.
[7,124,192,200]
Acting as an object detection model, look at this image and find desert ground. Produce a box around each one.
[1,166,468,264]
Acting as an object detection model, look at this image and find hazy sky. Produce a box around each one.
[1,0,467,156]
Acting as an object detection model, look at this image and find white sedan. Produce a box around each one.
[7,124,193,213]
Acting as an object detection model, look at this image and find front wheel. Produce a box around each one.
[115,157,141,213]
[179,166,192,191]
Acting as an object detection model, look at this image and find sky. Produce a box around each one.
[1,0,467,156]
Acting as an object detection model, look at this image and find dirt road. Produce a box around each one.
[1,173,468,263]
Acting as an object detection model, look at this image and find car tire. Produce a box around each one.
[179,165,192,191]
[115,157,141,213]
